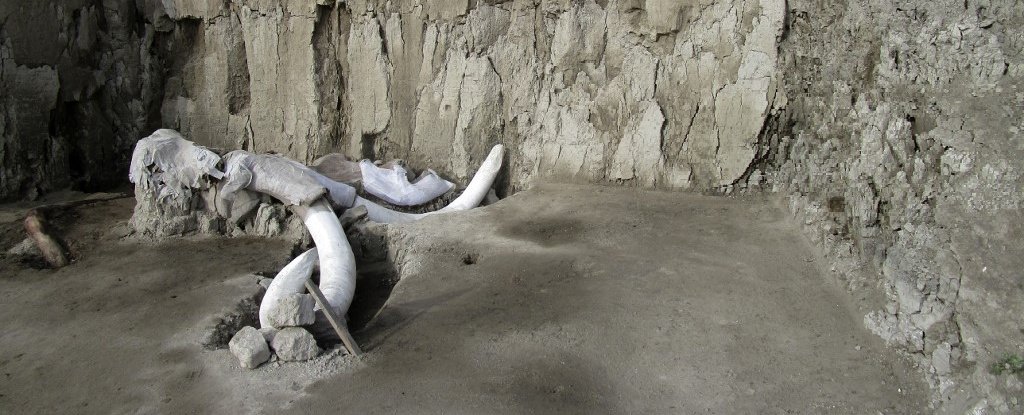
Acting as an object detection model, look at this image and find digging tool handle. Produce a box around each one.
[305,280,362,356]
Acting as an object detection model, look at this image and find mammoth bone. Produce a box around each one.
[219,151,359,323]
[129,130,505,335]
[264,144,506,332]
[353,144,505,224]
[358,159,455,207]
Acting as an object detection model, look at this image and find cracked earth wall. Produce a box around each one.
[0,0,161,201]
[154,0,785,194]
[770,0,1024,411]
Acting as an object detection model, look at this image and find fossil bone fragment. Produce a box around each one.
[310,154,362,185]
[291,200,358,318]
[259,248,319,328]
[359,160,454,206]
[24,209,69,268]
[219,152,358,321]
[265,144,505,333]
[220,151,356,208]
[128,129,224,205]
[355,144,506,223]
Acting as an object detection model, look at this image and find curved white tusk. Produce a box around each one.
[291,199,358,318]
[259,248,319,328]
[302,164,358,209]
[436,144,505,213]
[354,144,505,223]
[260,145,503,329]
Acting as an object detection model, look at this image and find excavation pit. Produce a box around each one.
[203,223,405,350]
[1,184,934,412]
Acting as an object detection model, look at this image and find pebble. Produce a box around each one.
[266,293,315,328]
[271,327,321,361]
[229,326,271,369]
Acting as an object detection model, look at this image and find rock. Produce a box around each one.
[932,343,952,376]
[5,238,38,256]
[774,1,1024,411]
[251,203,288,237]
[265,293,316,328]
[259,327,278,344]
[228,326,271,369]
[133,0,785,194]
[270,327,321,361]
[258,277,273,290]
[339,205,368,229]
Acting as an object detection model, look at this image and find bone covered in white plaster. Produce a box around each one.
[292,200,358,317]
[259,248,319,328]
[355,144,505,223]
[360,160,454,206]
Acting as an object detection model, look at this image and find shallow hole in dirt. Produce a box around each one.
[338,224,400,334]
[206,224,403,349]
[199,216,412,354]
[497,216,585,246]
[202,291,263,350]
[347,265,398,332]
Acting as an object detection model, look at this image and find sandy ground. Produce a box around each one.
[0,184,929,414]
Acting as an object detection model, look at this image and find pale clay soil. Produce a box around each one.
[0,184,928,414]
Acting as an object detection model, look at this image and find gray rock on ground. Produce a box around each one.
[266,293,315,328]
[271,327,321,362]
[228,326,271,369]
[5,239,38,256]
[259,326,278,344]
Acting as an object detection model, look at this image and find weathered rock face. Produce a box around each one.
[156,0,786,193]
[3,0,785,195]
[0,0,161,201]
[770,0,1024,411]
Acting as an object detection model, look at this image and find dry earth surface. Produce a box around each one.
[0,184,928,414]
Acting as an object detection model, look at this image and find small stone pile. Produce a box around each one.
[228,292,322,369]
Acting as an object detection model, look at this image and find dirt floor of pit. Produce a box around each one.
[0,184,929,414]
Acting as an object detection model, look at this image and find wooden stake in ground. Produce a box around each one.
[304,280,362,356]
[24,209,69,268]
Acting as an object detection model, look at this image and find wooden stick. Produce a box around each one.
[38,192,131,212]
[304,280,362,356]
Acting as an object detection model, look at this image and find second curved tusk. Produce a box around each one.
[259,248,319,327]
[291,199,358,318]
[354,144,505,223]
